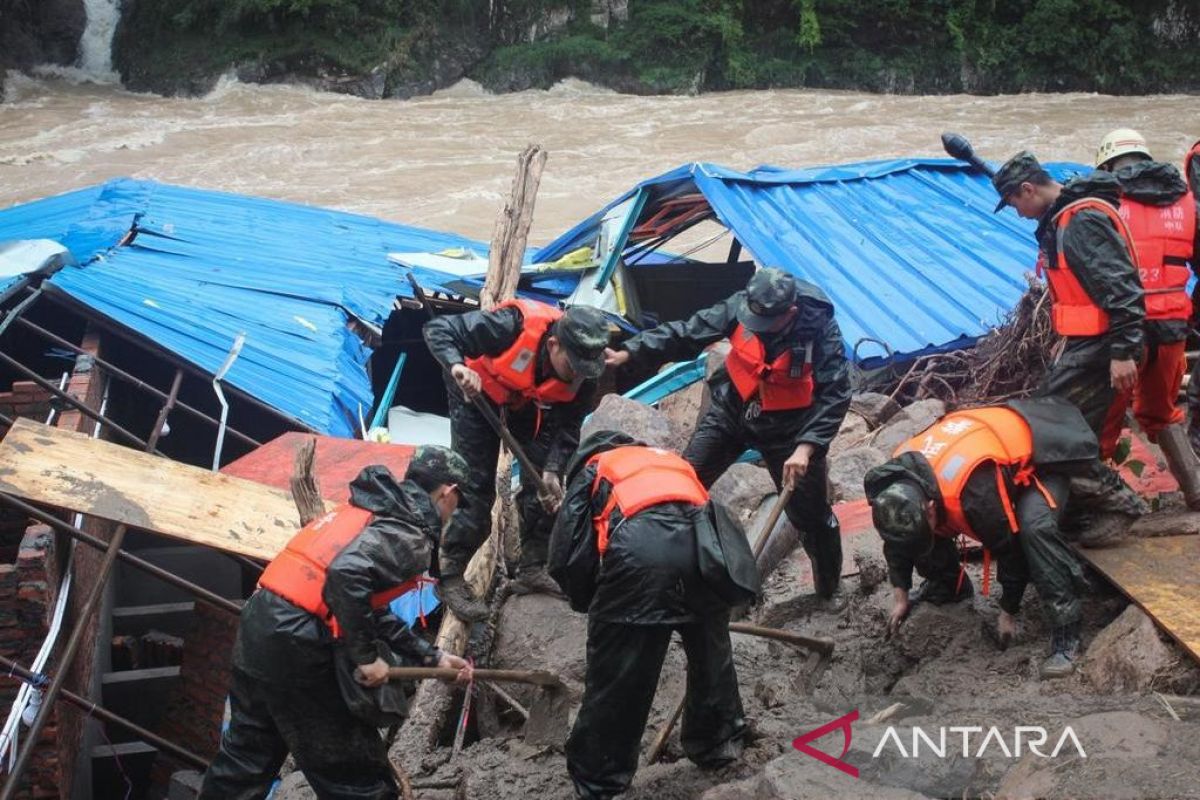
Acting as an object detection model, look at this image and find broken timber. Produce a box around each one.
[1078,534,1200,664]
[0,417,313,560]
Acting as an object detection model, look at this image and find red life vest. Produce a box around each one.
[1038,198,1139,336]
[587,446,709,556]
[465,299,580,408]
[724,323,815,412]
[1117,191,1195,322]
[894,407,1057,596]
[258,504,431,637]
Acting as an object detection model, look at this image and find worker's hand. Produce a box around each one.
[538,471,565,514]
[451,363,483,399]
[887,588,910,637]
[1110,358,1137,393]
[782,443,816,489]
[438,653,474,684]
[604,348,630,368]
[354,657,390,688]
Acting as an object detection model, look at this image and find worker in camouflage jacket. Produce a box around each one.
[423,300,610,621]
[606,267,851,598]
[199,452,472,800]
[992,152,1147,541]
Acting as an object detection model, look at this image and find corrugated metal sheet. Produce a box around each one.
[537,158,1088,367]
[0,179,486,436]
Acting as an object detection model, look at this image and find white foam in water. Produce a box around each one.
[77,0,122,83]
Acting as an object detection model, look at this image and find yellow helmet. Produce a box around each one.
[1095,128,1151,168]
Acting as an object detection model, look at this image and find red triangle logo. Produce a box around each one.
[792,709,860,778]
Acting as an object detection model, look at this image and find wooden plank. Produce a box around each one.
[0,418,306,560]
[1079,535,1200,663]
[221,432,415,503]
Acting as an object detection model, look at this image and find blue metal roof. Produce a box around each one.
[537,158,1088,367]
[0,179,486,436]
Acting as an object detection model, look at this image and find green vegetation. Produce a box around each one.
[113,0,1200,96]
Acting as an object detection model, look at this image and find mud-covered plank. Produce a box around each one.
[0,417,307,560]
[1079,535,1200,663]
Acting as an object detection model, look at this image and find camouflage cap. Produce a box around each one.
[407,445,470,488]
[991,151,1050,213]
[869,479,933,553]
[555,305,610,380]
[737,267,798,333]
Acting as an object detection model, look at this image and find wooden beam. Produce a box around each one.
[0,417,311,560]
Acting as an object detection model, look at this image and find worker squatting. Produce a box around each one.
[197,128,1199,800]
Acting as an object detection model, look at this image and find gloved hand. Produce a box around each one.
[539,471,565,514]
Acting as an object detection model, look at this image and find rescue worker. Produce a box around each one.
[1093,129,1200,508]
[865,398,1100,679]
[198,449,473,800]
[549,430,749,799]
[605,268,851,598]
[423,300,610,620]
[992,151,1147,539]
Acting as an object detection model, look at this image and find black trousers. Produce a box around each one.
[440,380,553,576]
[915,475,1084,628]
[566,613,746,800]
[684,398,842,597]
[198,667,397,800]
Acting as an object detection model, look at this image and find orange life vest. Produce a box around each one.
[1185,140,1200,186]
[724,323,814,412]
[465,299,580,409]
[894,407,1057,596]
[1038,198,1140,336]
[258,504,431,637]
[1117,191,1195,322]
[587,446,709,556]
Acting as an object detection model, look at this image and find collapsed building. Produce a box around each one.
[1,157,1194,800]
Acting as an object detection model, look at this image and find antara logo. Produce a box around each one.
[793,711,1088,777]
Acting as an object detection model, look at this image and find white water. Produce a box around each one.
[76,0,121,83]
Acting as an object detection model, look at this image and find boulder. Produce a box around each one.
[581,394,678,450]
[656,379,705,443]
[850,392,902,429]
[870,399,946,455]
[1079,605,1180,693]
[828,411,871,459]
[491,593,588,709]
[710,463,777,527]
[828,446,888,502]
[704,340,732,381]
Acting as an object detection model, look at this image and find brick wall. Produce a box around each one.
[0,381,54,432]
[0,525,63,799]
[150,601,238,791]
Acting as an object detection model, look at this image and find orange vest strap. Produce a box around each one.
[1045,198,1139,337]
[724,323,815,412]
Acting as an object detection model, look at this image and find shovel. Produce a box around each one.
[388,665,571,746]
[941,132,996,177]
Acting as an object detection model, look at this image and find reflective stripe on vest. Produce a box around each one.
[724,323,815,412]
[587,446,709,557]
[258,504,429,637]
[1118,192,1195,321]
[1039,198,1140,336]
[892,407,1051,543]
[465,299,580,408]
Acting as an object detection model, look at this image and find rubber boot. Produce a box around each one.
[1076,512,1132,548]
[510,564,565,597]
[1039,621,1081,680]
[1158,423,1200,511]
[440,574,489,622]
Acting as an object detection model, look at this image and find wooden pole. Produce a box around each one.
[393,144,547,769]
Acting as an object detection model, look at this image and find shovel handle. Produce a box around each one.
[405,272,550,495]
[387,666,565,689]
[752,485,794,560]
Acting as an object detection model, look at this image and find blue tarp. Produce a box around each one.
[536,158,1088,368]
[0,179,488,436]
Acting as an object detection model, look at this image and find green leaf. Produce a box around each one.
[1111,436,1132,465]
[1125,459,1146,478]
